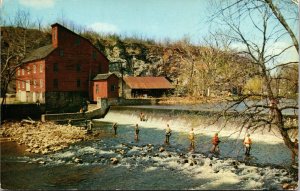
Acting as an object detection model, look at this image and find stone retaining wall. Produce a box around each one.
[106,98,160,106]
[41,107,106,122]
[41,98,160,122]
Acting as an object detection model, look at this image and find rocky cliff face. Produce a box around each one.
[85,34,169,78]
[84,32,256,96]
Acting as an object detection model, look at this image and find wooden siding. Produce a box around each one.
[92,75,119,101]
[17,23,110,110]
[16,60,46,93]
[93,81,108,101]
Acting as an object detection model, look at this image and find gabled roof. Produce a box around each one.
[22,44,55,63]
[124,76,174,89]
[51,23,110,63]
[93,73,118,81]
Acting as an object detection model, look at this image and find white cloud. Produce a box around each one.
[231,40,298,64]
[19,0,55,9]
[88,22,119,34]
[266,41,299,65]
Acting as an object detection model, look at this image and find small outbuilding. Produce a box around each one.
[92,73,119,102]
[123,76,174,98]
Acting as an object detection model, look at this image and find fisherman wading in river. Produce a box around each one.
[243,134,252,157]
[112,123,118,135]
[165,124,172,144]
[189,128,195,152]
[211,133,220,154]
[135,124,140,141]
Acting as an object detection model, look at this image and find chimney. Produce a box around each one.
[51,23,59,48]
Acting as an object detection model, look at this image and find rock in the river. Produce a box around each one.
[282,183,298,190]
[141,152,147,157]
[74,158,83,163]
[110,157,119,165]
[38,161,45,165]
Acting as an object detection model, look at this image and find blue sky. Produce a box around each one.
[2,0,212,44]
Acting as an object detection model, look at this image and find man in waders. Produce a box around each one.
[135,124,140,141]
[211,133,220,154]
[189,128,195,151]
[139,112,145,121]
[165,124,172,144]
[112,123,118,135]
[87,120,93,134]
[243,134,252,156]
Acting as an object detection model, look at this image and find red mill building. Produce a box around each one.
[16,23,118,113]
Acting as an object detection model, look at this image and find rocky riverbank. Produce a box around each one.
[0,121,91,154]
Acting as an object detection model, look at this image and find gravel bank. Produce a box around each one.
[1,121,90,154]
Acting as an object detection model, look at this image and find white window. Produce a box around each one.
[17,69,20,76]
[40,79,43,88]
[22,81,25,88]
[18,81,20,89]
[33,64,36,73]
[33,80,37,88]
[40,64,43,73]
[22,69,24,75]
[26,80,30,91]
[27,66,30,74]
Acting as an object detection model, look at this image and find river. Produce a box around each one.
[1,105,298,190]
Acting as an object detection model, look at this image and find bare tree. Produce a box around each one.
[210,0,298,159]
[1,9,50,108]
[277,63,298,97]
[264,0,298,53]
[1,27,27,105]
[1,9,32,106]
[9,9,36,28]
[210,0,298,51]
[55,10,86,34]
[36,17,44,31]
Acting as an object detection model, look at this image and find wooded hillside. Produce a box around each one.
[1,26,259,97]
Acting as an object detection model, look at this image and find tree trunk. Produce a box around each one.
[262,64,296,155]
[264,0,299,53]
[275,109,296,155]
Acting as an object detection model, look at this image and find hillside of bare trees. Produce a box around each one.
[1,25,263,100]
